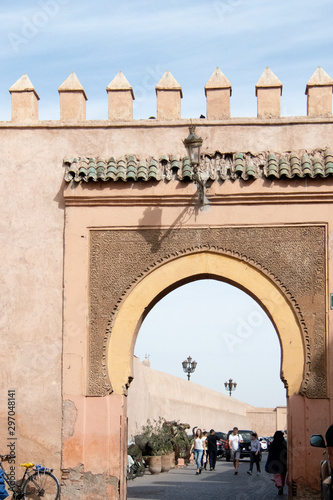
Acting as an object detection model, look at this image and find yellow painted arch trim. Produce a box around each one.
[107,251,304,395]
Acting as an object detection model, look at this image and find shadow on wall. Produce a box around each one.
[137,204,196,253]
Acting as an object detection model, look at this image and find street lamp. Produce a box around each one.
[183,126,203,166]
[182,356,197,381]
[225,378,237,397]
[183,126,208,207]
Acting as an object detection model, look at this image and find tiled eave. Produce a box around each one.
[64,150,333,184]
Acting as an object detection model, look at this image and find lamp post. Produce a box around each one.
[183,126,208,207]
[225,378,237,397]
[182,356,197,381]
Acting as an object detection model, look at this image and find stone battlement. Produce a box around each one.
[6,66,333,123]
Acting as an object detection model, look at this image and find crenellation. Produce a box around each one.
[205,67,232,119]
[155,70,182,120]
[9,74,39,122]
[306,66,333,117]
[106,71,134,121]
[255,67,282,118]
[58,72,87,122]
[2,67,333,123]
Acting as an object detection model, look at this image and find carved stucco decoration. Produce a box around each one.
[89,225,326,398]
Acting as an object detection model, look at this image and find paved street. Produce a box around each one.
[127,454,287,499]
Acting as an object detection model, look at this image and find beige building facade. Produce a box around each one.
[1,66,333,498]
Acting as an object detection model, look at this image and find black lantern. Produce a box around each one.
[183,126,209,207]
[183,126,203,166]
[225,378,237,396]
[182,356,197,381]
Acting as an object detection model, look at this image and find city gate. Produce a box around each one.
[60,69,333,500]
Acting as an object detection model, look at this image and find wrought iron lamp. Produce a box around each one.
[182,356,197,381]
[225,378,237,396]
[183,126,208,207]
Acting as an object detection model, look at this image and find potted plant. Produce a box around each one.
[164,420,191,466]
[141,417,165,474]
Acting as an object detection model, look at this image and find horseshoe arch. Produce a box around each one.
[107,251,304,396]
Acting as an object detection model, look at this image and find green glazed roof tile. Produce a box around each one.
[325,151,333,175]
[126,171,137,181]
[244,161,257,178]
[325,162,333,175]
[182,167,192,179]
[301,155,312,175]
[290,154,301,177]
[279,157,290,177]
[64,151,333,184]
[171,159,181,170]
[87,166,97,181]
[147,171,158,181]
[234,153,245,174]
[266,154,279,177]
[180,157,192,180]
[312,157,324,176]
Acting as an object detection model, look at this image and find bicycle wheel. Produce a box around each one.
[23,470,60,500]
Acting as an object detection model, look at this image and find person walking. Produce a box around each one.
[190,428,206,475]
[202,431,208,470]
[265,430,287,495]
[229,427,243,475]
[247,432,261,475]
[206,429,220,471]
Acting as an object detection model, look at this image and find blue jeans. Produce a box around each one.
[194,449,204,469]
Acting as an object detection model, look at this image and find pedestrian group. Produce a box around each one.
[190,426,287,496]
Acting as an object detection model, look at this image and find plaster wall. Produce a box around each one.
[128,356,251,438]
[246,408,287,437]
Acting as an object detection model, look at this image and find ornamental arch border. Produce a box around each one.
[107,250,306,397]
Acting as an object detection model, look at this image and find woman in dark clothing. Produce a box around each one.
[265,431,287,495]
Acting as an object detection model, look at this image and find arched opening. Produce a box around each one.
[107,251,305,396]
[133,279,286,408]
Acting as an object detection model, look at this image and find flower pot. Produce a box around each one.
[168,451,175,469]
[161,454,171,472]
[147,455,162,475]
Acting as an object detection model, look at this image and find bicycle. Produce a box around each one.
[0,454,60,500]
[127,455,145,480]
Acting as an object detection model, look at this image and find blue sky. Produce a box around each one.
[1,0,332,120]
[135,280,286,408]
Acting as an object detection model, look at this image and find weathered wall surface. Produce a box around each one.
[0,127,65,477]
[127,356,285,438]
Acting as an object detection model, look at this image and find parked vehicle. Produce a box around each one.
[310,433,332,499]
[265,436,273,449]
[225,430,254,461]
[215,432,228,457]
[259,437,268,450]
